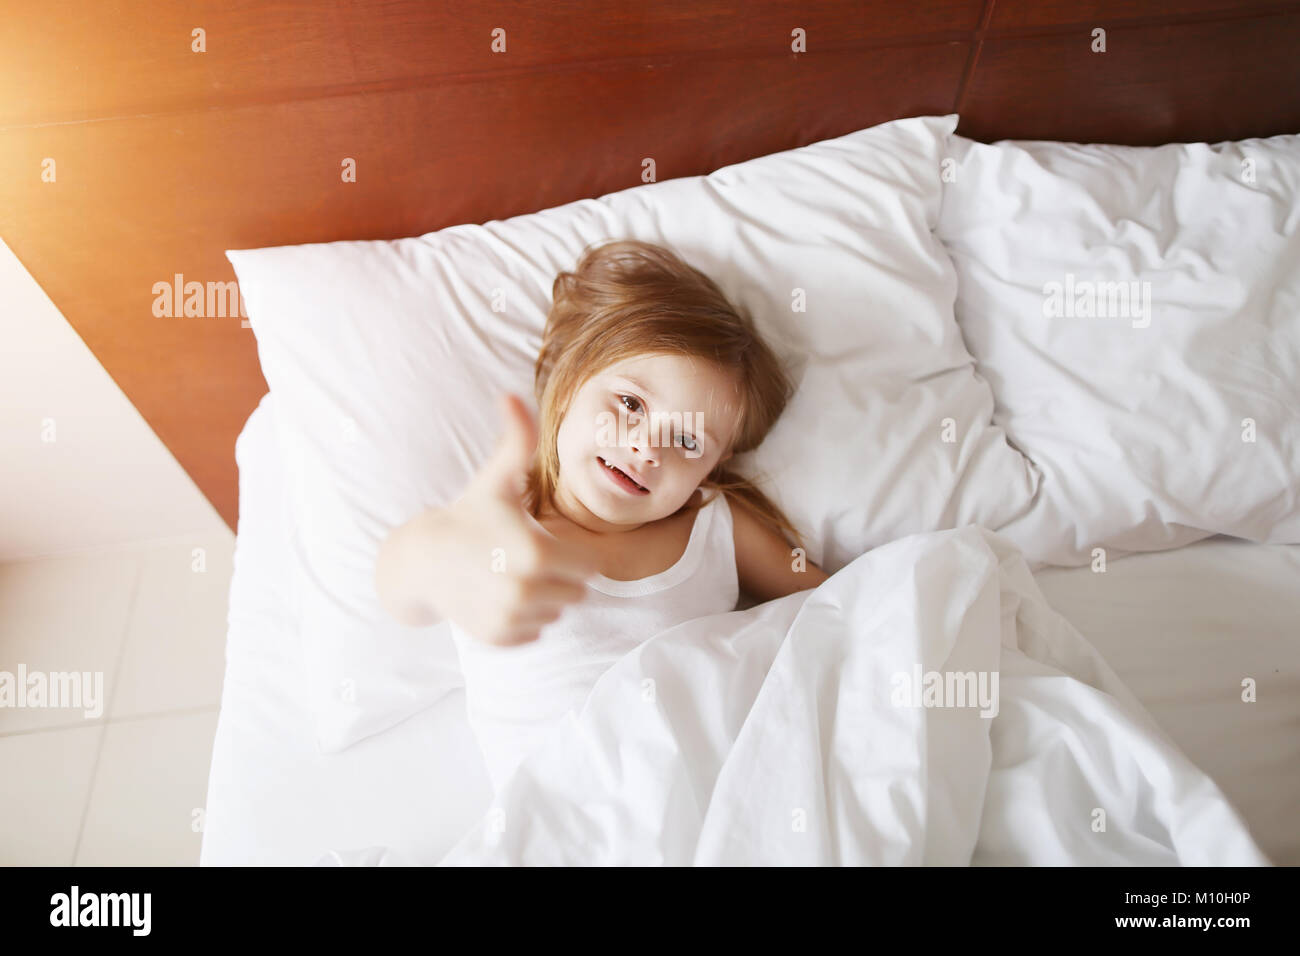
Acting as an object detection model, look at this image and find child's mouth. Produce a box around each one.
[596,457,650,495]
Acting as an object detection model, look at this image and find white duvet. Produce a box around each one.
[431,526,1267,866]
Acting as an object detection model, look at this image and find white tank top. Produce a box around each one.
[450,490,739,790]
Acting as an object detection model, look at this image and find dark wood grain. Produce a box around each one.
[961,11,1300,144]
[1,0,984,127]
[988,0,1300,33]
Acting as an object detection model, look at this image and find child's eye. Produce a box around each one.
[619,394,642,414]
[678,433,699,453]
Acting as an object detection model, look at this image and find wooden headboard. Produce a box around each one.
[4,0,1298,530]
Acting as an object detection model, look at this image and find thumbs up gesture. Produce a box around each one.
[470,391,544,509]
[375,392,599,645]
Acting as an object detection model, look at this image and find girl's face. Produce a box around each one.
[552,353,740,532]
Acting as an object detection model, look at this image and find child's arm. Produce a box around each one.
[731,499,829,602]
[374,393,597,644]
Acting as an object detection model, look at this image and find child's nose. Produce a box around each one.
[630,440,656,465]
[625,414,654,461]
[628,431,657,465]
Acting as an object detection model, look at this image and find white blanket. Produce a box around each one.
[436,526,1268,866]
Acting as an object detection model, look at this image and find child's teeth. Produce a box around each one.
[602,458,644,490]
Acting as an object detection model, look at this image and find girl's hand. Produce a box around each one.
[375,392,598,645]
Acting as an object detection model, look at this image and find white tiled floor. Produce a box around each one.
[0,531,234,865]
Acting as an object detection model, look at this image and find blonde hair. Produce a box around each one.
[524,238,805,549]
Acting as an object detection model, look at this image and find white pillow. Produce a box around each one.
[228,113,1038,752]
[937,132,1300,567]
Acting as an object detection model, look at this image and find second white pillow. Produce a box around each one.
[938,131,1300,567]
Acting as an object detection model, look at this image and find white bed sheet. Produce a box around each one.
[199,394,493,866]
[1035,544,1300,865]
[202,395,1300,866]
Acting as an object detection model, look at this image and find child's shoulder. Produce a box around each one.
[692,487,735,532]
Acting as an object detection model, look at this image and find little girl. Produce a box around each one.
[376,239,828,788]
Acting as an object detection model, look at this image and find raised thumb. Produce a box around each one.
[482,391,538,502]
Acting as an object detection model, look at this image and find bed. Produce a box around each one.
[202,390,1300,866]
[169,1,1300,868]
